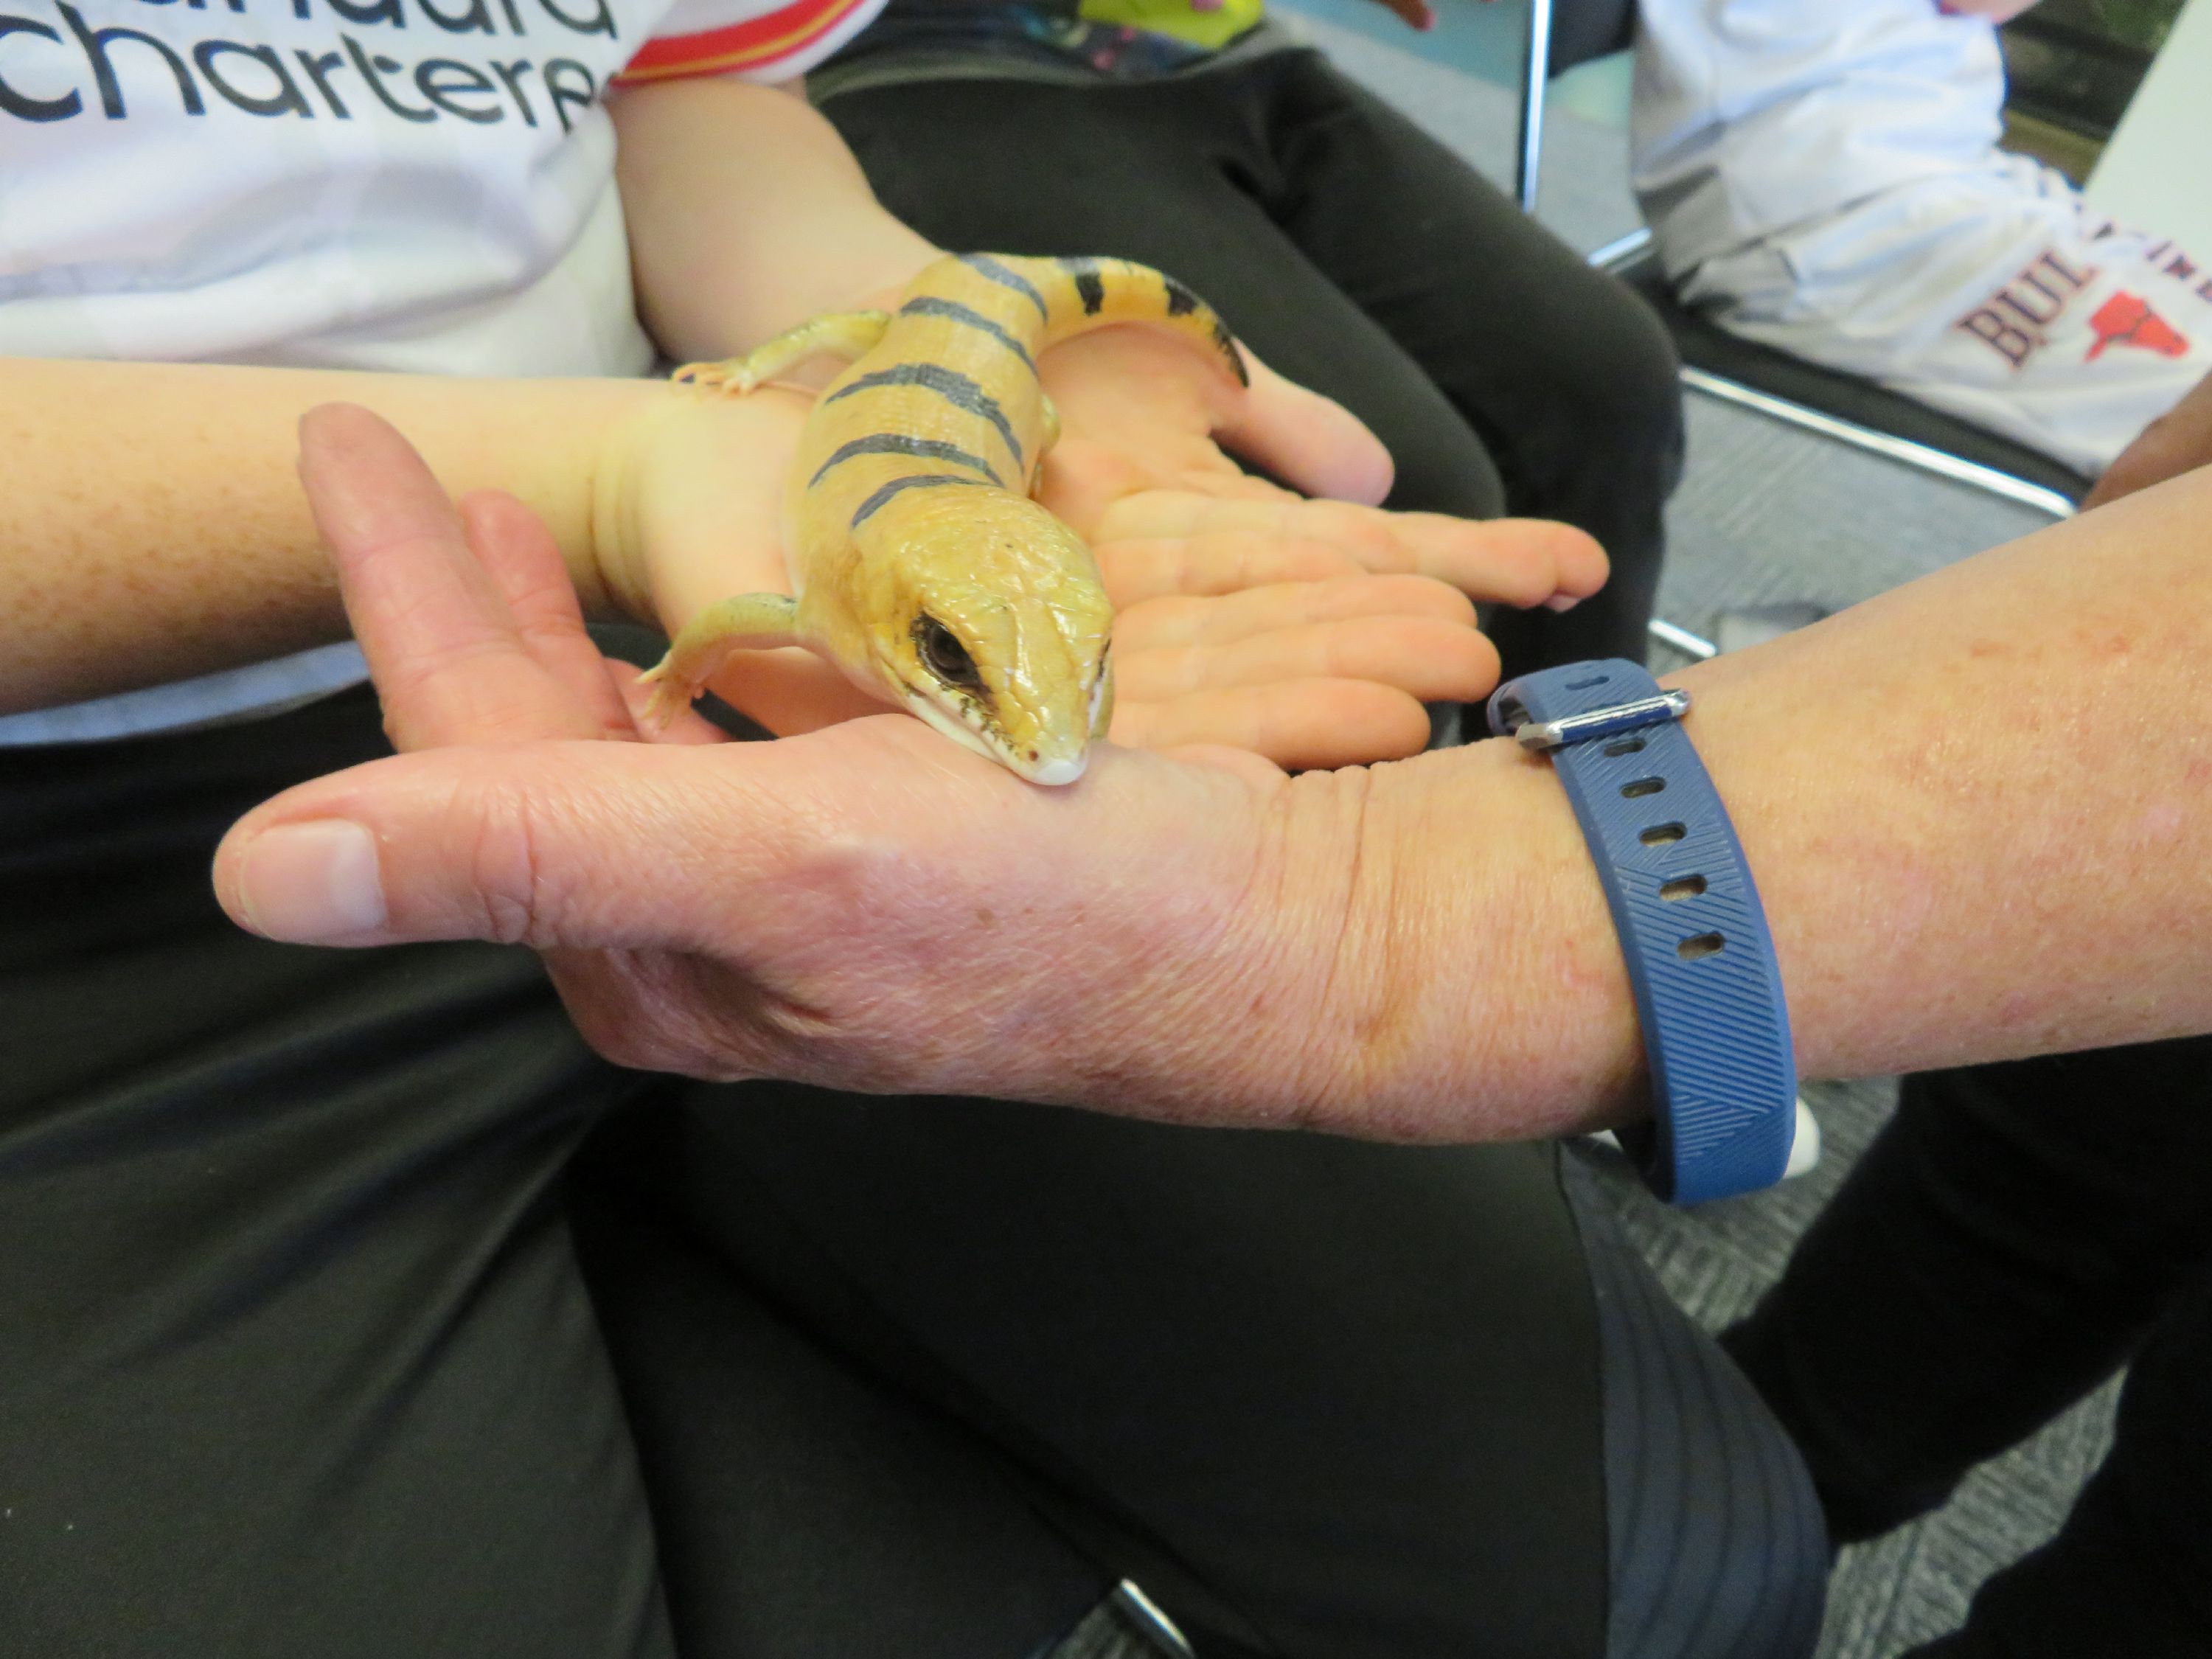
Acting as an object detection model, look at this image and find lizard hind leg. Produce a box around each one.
[636,592,803,730]
[671,310,892,396]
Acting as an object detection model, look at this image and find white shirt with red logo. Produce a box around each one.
[0,0,886,742]
[1632,0,2210,477]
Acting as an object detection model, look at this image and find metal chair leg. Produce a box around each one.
[1517,0,1556,214]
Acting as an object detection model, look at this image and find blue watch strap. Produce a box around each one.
[1487,660,1795,1204]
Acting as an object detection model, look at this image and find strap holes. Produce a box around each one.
[1677,932,1725,961]
[1660,875,1707,902]
[1566,674,1609,690]
[1640,822,1686,846]
[1621,777,1666,799]
[1604,736,1647,757]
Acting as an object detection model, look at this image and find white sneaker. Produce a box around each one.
[1585,1095,1822,1185]
[1784,1095,1823,1180]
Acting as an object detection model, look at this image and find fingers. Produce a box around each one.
[1093,532,1368,605]
[1119,611,1498,706]
[1114,681,1439,770]
[296,405,603,749]
[212,716,1034,956]
[1105,577,1496,764]
[1093,491,1610,609]
[1211,351,1394,507]
[1384,514,1610,610]
[214,737,784,952]
[459,492,641,742]
[1116,574,1476,650]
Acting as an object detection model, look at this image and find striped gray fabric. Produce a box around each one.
[1565,1157,1831,1659]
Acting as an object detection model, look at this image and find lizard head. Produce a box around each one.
[854,486,1115,785]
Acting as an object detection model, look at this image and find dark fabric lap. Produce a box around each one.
[573,1090,1611,1659]
[0,689,672,1659]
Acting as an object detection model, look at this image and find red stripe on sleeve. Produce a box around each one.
[617,0,872,80]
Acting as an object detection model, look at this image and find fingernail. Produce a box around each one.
[1544,593,1584,613]
[234,821,387,943]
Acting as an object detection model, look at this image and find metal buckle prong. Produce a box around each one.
[1514,689,1691,752]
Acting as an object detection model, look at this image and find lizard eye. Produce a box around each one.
[917,615,984,693]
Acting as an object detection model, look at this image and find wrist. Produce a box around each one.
[588,378,813,629]
[1287,740,1646,1141]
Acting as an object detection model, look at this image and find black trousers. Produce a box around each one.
[1724,1040,2212,1657]
[813,46,1684,677]
[0,687,1821,1658]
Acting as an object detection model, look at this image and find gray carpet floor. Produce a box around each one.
[1281,15,2123,1658]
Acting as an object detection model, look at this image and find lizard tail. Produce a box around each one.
[952,253,1250,389]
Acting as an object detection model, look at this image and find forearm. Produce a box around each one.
[612,78,940,363]
[0,358,666,714]
[1346,467,2212,1138]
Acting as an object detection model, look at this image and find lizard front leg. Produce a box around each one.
[637,592,803,730]
[672,311,892,396]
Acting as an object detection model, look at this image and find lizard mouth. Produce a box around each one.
[900,684,1087,785]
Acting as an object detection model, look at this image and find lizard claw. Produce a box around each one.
[634,664,696,734]
[670,360,761,397]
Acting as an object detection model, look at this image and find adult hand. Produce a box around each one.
[219,411,2212,1142]
[218,404,1505,1133]
[2084,367,2212,510]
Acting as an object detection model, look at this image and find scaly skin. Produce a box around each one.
[641,252,1248,785]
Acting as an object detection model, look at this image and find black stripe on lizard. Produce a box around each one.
[1057,256,1107,316]
[849,473,991,530]
[810,434,1006,490]
[825,363,1026,470]
[897,296,1039,376]
[958,254,1048,321]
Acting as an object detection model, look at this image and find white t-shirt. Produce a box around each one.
[0,0,888,741]
[1632,0,2006,277]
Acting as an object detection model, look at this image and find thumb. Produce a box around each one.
[213,740,777,952]
[1216,351,1395,507]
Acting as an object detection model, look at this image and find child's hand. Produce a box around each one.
[597,329,1606,768]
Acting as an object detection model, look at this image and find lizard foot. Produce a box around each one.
[669,359,762,397]
[633,662,700,734]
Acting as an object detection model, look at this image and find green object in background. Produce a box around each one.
[2003,0,2188,139]
[1079,0,1266,49]
[2070,0,2188,52]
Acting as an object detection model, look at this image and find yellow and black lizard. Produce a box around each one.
[640,252,1247,785]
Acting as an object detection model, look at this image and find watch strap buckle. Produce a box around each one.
[1503,689,1693,753]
